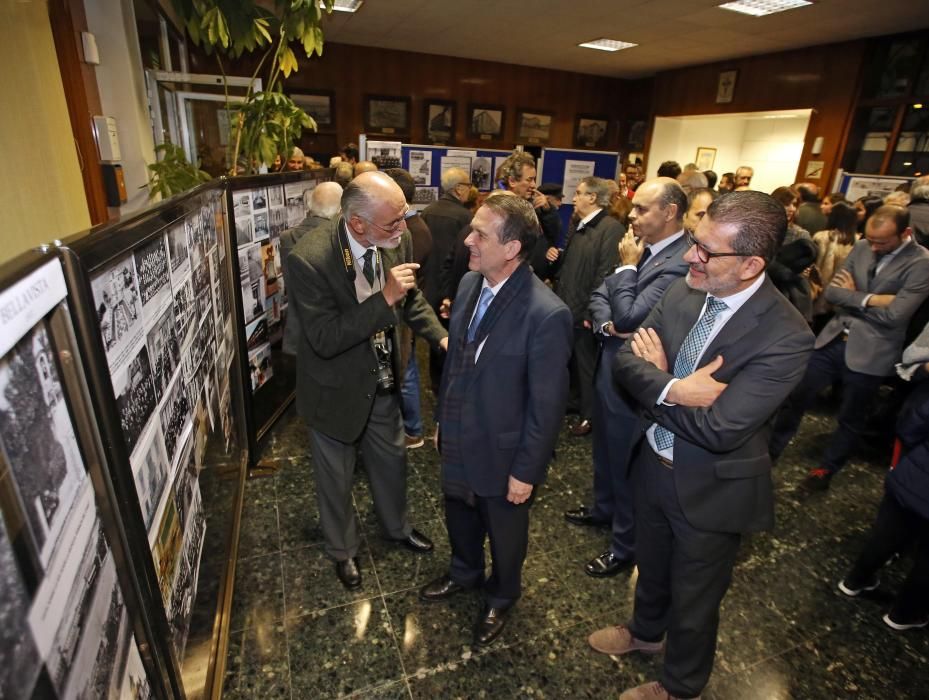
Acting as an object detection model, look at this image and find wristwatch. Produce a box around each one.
[600,321,614,336]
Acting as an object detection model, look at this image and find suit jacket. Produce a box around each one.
[819,238,929,376]
[280,213,332,355]
[438,268,573,496]
[553,209,623,323]
[421,193,473,307]
[287,217,447,442]
[589,234,690,416]
[614,276,814,534]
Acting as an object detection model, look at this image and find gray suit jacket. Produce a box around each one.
[286,217,446,442]
[615,277,814,533]
[819,238,929,376]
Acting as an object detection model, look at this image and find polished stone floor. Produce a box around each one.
[222,389,928,699]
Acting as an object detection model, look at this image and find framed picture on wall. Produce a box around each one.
[424,100,455,144]
[716,70,738,104]
[628,120,647,150]
[516,109,553,144]
[469,103,505,140]
[364,95,411,135]
[574,114,609,149]
[695,146,717,171]
[291,91,335,131]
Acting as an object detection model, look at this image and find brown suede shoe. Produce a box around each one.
[587,624,663,656]
[619,681,700,700]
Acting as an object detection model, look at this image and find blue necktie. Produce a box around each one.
[467,287,494,343]
[653,297,729,451]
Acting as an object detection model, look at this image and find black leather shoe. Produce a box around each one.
[585,550,635,578]
[419,574,468,602]
[391,528,434,553]
[335,557,361,590]
[564,506,610,528]
[570,419,592,437]
[474,605,510,646]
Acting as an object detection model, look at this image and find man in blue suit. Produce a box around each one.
[565,178,691,577]
[419,193,573,647]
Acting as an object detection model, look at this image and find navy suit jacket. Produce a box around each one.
[615,276,814,533]
[438,267,573,496]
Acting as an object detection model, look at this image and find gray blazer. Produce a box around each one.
[819,239,929,376]
[615,277,814,534]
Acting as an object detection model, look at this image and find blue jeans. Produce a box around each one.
[400,341,423,437]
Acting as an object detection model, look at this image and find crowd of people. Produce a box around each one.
[281,145,929,700]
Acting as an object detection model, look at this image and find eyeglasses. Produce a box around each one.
[357,205,410,233]
[684,230,748,264]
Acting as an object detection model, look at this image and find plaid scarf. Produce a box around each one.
[438,263,532,503]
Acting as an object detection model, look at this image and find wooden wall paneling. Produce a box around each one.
[48,0,109,225]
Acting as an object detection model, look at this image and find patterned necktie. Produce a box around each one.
[362,249,375,287]
[467,287,494,343]
[653,296,729,451]
[637,247,652,271]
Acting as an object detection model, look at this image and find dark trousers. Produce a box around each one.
[630,449,741,698]
[570,326,598,422]
[770,337,884,474]
[846,490,929,621]
[590,351,636,559]
[444,495,530,609]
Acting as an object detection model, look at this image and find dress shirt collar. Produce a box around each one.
[709,271,766,312]
[578,208,603,228]
[344,219,377,264]
[646,230,684,257]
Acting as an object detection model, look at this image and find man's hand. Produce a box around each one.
[631,328,668,372]
[383,262,420,305]
[439,297,452,319]
[619,231,645,266]
[867,293,896,308]
[831,269,856,291]
[439,336,449,352]
[507,476,533,504]
[545,246,560,262]
[667,355,727,407]
[531,191,548,210]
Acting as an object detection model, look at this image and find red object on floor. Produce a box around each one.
[890,437,902,470]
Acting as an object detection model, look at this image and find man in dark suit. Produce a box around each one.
[280,181,343,355]
[552,176,623,436]
[588,191,814,700]
[770,205,929,490]
[564,178,690,578]
[419,194,573,647]
[286,172,448,590]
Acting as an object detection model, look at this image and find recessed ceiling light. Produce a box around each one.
[328,0,364,12]
[719,0,812,17]
[578,38,638,52]
[914,103,924,109]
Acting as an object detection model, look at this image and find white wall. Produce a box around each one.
[650,111,811,194]
[85,0,157,215]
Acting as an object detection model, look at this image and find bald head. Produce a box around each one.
[354,161,378,178]
[309,181,343,219]
[629,177,687,244]
[342,171,408,247]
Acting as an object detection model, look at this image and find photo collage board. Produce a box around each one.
[88,188,235,662]
[0,259,153,699]
[232,179,314,393]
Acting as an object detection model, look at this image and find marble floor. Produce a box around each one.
[222,392,928,699]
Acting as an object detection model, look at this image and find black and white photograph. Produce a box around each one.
[235,215,254,247]
[243,243,266,324]
[172,278,197,351]
[292,91,334,129]
[146,304,181,400]
[159,372,192,465]
[192,258,211,302]
[469,104,504,138]
[232,191,252,220]
[119,639,152,700]
[130,417,170,532]
[253,211,270,242]
[91,256,144,370]
[575,115,609,148]
[200,203,217,252]
[268,184,284,208]
[413,186,438,206]
[248,342,273,392]
[471,157,492,190]
[262,240,280,297]
[284,181,312,227]
[133,234,172,318]
[0,322,87,567]
[252,188,268,212]
[269,204,288,239]
[365,95,410,133]
[425,100,455,144]
[409,149,433,185]
[114,344,158,454]
[517,110,553,142]
[187,216,205,272]
[167,221,190,280]
[0,517,44,700]
[169,486,205,661]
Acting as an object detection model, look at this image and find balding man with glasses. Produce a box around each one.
[287,171,448,590]
[587,191,813,700]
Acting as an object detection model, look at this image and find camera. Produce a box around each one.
[374,343,395,394]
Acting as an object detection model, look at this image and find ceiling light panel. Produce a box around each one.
[718,0,812,17]
[578,38,638,52]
